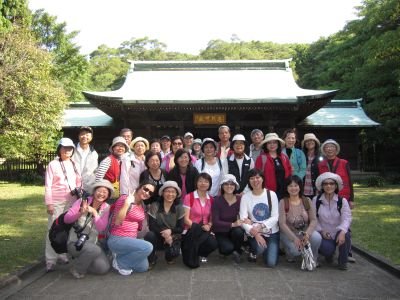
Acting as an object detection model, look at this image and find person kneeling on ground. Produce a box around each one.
[212,174,245,263]
[313,172,352,270]
[144,181,185,268]
[279,175,321,265]
[107,181,156,275]
[240,169,280,268]
[64,179,113,279]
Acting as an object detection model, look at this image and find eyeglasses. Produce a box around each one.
[322,181,336,186]
[142,186,154,196]
[223,182,236,186]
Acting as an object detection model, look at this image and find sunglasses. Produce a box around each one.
[142,186,154,196]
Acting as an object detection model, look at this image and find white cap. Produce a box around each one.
[58,138,75,148]
[184,132,194,138]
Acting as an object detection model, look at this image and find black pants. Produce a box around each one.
[197,233,218,257]
[215,227,245,255]
[144,231,180,262]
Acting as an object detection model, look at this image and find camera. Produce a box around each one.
[71,187,88,199]
[74,233,89,251]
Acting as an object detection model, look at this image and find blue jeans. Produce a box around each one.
[248,232,280,267]
[108,235,153,273]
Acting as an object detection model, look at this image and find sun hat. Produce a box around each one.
[158,181,182,198]
[130,137,149,151]
[260,133,285,148]
[90,179,114,198]
[184,132,194,139]
[201,138,218,151]
[193,138,202,146]
[315,172,343,191]
[301,133,320,148]
[219,174,240,190]
[320,139,340,156]
[58,138,75,148]
[109,136,129,153]
[231,134,247,146]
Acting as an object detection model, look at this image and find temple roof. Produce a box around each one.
[298,99,380,127]
[83,60,336,103]
[62,103,114,127]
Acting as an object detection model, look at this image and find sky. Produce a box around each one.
[28,0,363,55]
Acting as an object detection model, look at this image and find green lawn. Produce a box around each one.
[0,183,47,278]
[351,184,400,266]
[0,182,399,279]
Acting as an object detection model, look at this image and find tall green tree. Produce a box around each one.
[31,9,88,101]
[0,28,68,160]
[0,0,30,30]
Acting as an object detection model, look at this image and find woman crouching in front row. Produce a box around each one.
[64,179,114,278]
[107,181,156,275]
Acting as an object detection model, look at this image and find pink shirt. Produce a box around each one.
[183,191,213,229]
[45,159,82,205]
[64,196,110,232]
[110,195,145,238]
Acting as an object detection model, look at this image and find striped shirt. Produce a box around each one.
[110,195,145,238]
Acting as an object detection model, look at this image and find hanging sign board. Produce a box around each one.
[193,113,226,125]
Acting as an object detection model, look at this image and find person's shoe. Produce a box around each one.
[232,251,241,264]
[200,256,208,263]
[347,256,356,263]
[70,267,85,279]
[57,254,69,265]
[112,257,132,276]
[325,256,333,263]
[46,262,55,273]
[338,263,348,270]
[248,253,257,262]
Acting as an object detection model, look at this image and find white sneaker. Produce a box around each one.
[200,256,208,263]
[112,256,132,276]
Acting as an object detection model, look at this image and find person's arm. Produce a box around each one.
[337,197,352,234]
[239,194,252,234]
[95,157,111,182]
[298,149,307,179]
[278,200,298,242]
[148,214,164,233]
[114,194,133,225]
[64,199,83,224]
[262,191,279,230]
[346,161,355,204]
[305,198,318,237]
[182,194,193,228]
[44,162,55,208]
[172,215,184,234]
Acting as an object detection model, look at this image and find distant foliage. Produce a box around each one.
[367,176,385,187]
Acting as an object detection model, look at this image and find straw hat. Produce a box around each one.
[301,133,320,148]
[315,172,343,191]
[260,133,285,148]
[130,137,149,151]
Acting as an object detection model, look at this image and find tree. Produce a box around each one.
[31,9,88,101]
[0,28,68,160]
[0,0,30,31]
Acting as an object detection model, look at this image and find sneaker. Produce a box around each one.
[112,257,132,276]
[46,262,55,273]
[348,256,356,263]
[248,253,257,262]
[58,254,69,265]
[232,251,241,264]
[338,263,348,270]
[70,267,85,279]
[200,256,208,263]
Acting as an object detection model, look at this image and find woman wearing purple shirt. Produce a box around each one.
[313,172,352,270]
[212,174,245,263]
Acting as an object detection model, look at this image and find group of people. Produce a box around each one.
[44,125,354,278]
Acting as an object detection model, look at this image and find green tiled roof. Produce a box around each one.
[298,100,380,127]
[62,103,114,127]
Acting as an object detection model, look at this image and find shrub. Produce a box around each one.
[18,172,44,185]
[366,176,385,187]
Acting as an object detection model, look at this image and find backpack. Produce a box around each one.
[315,194,343,218]
[48,212,74,254]
[283,196,311,214]
[200,157,222,171]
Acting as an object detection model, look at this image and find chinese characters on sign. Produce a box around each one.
[193,113,226,125]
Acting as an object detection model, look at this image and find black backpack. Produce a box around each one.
[48,212,74,254]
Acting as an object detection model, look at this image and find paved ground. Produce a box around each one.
[1,251,399,300]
